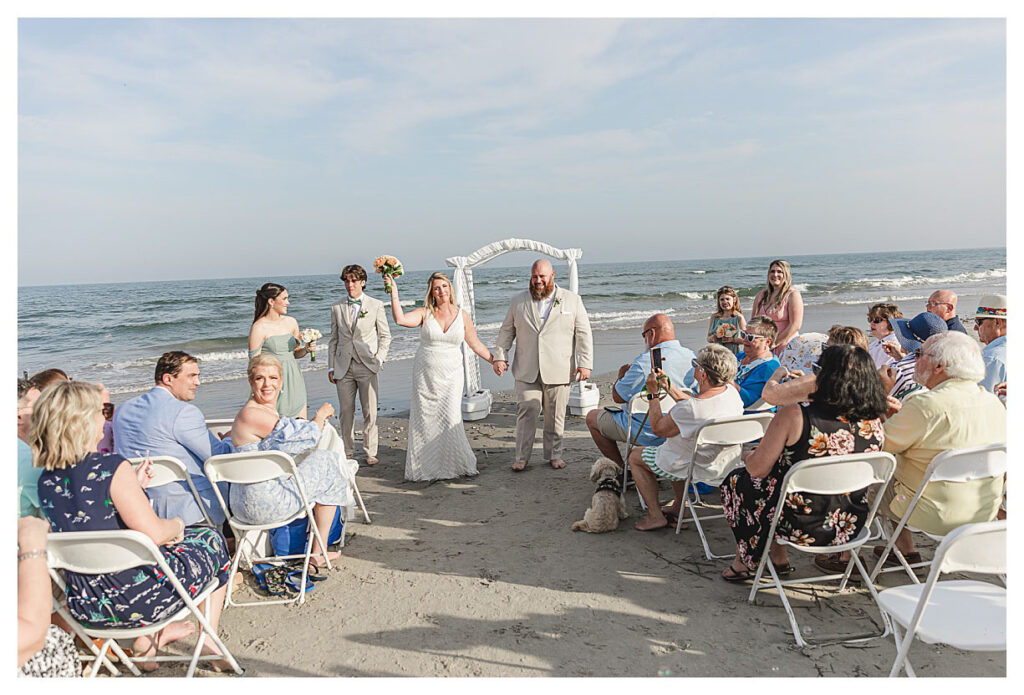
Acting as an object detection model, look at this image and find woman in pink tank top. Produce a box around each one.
[751,259,804,356]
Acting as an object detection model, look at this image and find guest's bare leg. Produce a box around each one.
[628,449,667,530]
[132,621,196,671]
[311,504,341,566]
[585,409,624,467]
[768,539,789,567]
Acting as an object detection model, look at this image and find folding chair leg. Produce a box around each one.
[190,594,244,676]
[350,479,372,525]
[54,600,122,676]
[88,640,114,678]
[888,622,916,677]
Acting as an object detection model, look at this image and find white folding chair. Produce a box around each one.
[675,413,774,559]
[878,520,1006,677]
[46,529,243,678]
[204,450,333,608]
[748,452,897,648]
[620,390,677,510]
[205,418,234,440]
[129,455,215,527]
[870,443,1006,584]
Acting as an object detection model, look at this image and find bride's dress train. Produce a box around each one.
[405,309,478,481]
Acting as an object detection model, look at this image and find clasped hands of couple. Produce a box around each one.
[491,360,591,382]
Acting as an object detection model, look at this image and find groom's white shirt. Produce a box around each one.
[493,285,593,385]
[328,293,392,375]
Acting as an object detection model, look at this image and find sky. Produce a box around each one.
[16,14,1008,285]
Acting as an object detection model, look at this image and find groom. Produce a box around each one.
[328,264,392,465]
[493,259,593,470]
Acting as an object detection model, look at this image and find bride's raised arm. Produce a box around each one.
[462,311,494,363]
[389,276,426,328]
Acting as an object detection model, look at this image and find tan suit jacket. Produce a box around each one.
[493,287,593,385]
[328,294,392,375]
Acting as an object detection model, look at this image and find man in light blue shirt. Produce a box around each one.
[972,294,1007,393]
[586,314,696,469]
[114,351,231,526]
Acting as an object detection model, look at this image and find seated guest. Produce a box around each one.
[31,380,231,671]
[114,351,231,526]
[926,289,967,333]
[732,316,781,411]
[719,345,888,581]
[28,368,69,391]
[98,401,115,453]
[867,302,904,368]
[18,379,43,518]
[878,312,947,401]
[228,354,350,567]
[627,344,743,531]
[18,516,79,677]
[585,314,695,469]
[877,332,1006,561]
[761,325,872,407]
[972,294,1006,393]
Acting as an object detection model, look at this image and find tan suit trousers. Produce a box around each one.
[335,359,379,458]
[514,377,570,463]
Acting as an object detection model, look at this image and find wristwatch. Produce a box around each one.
[647,392,658,401]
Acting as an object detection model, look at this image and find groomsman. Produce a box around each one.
[328,264,392,465]
[493,259,594,471]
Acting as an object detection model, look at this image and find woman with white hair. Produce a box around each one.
[627,344,745,531]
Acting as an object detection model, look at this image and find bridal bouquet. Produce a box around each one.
[299,327,323,361]
[374,255,404,292]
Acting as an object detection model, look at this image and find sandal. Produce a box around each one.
[721,565,754,583]
[813,553,861,582]
[252,563,289,596]
[285,569,316,594]
[288,560,329,581]
[772,562,796,576]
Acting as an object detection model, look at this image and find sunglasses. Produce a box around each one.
[738,330,763,342]
[811,362,822,375]
[868,317,887,324]
[641,328,655,339]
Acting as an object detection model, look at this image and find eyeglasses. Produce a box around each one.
[925,301,952,309]
[641,328,655,339]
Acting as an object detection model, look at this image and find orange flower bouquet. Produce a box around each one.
[373,255,404,292]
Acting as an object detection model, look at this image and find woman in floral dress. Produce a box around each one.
[31,380,232,671]
[719,345,888,581]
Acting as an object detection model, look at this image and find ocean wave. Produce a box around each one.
[847,268,1005,289]
[831,295,929,306]
[691,270,707,274]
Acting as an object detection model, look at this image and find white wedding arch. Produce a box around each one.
[445,238,590,420]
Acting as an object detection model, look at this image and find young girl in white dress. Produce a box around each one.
[389,272,494,481]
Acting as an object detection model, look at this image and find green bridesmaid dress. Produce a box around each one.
[250,333,307,417]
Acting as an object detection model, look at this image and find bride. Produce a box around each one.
[389,272,494,481]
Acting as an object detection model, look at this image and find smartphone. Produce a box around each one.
[651,347,662,371]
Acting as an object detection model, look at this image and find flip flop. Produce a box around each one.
[252,563,289,596]
[288,560,328,581]
[285,569,316,594]
[721,565,754,583]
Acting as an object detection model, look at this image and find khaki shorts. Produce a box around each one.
[866,478,898,521]
[594,408,629,442]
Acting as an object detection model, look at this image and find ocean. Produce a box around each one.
[18,247,1005,414]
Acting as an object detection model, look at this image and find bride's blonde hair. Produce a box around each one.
[424,272,456,315]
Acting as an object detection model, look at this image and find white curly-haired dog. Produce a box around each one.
[571,457,629,533]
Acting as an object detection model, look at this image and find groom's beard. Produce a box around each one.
[529,279,555,301]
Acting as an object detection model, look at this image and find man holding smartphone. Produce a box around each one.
[585,314,696,469]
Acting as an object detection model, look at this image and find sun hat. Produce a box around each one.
[973,294,1007,321]
[889,311,948,352]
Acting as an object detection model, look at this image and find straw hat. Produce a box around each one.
[973,294,1007,321]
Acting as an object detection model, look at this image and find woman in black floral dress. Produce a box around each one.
[720,345,888,581]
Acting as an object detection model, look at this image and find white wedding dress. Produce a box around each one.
[405,308,479,481]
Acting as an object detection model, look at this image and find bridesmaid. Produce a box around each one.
[751,259,804,356]
[249,283,313,419]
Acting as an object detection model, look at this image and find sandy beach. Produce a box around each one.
[134,365,1004,679]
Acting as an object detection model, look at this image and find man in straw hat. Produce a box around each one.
[973,294,1006,393]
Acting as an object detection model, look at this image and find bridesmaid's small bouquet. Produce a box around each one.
[299,328,323,361]
[374,255,404,292]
